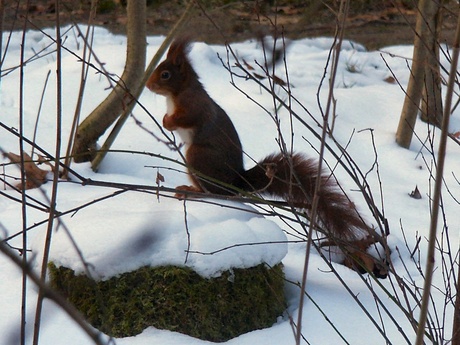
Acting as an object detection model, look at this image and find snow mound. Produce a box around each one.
[32,193,287,279]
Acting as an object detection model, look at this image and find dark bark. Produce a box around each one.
[395,0,441,148]
[421,1,444,127]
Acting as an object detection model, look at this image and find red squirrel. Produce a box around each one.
[146,38,387,277]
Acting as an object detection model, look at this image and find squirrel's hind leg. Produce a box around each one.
[174,184,203,199]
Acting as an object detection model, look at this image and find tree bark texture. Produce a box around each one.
[421,1,444,127]
[395,0,440,148]
[72,0,146,162]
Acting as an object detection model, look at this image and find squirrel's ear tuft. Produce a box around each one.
[167,37,193,66]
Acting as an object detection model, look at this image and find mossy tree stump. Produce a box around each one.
[49,263,286,342]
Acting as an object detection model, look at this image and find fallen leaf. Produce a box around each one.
[384,76,396,84]
[409,185,422,199]
[4,152,50,190]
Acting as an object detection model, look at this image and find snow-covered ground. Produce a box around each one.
[1,25,459,344]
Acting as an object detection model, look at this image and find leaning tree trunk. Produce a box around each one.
[395,0,441,149]
[72,0,146,163]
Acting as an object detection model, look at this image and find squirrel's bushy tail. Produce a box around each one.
[239,152,369,240]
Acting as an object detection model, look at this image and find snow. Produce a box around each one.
[1,25,459,344]
[32,195,287,280]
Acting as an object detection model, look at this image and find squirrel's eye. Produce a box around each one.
[161,71,171,80]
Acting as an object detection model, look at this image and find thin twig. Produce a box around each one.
[62,0,98,179]
[18,2,30,343]
[0,241,107,345]
[415,3,460,344]
[33,3,63,343]
[295,1,349,343]
[183,200,191,264]
[31,70,51,158]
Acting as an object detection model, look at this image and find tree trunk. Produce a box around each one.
[420,1,444,127]
[72,0,146,162]
[395,0,440,148]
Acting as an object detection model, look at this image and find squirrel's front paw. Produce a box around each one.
[163,114,177,131]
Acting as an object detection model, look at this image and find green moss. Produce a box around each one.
[48,263,286,342]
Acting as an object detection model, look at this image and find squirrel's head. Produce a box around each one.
[146,37,199,97]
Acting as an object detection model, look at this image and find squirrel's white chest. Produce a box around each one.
[165,95,194,146]
[165,96,175,116]
[175,128,194,146]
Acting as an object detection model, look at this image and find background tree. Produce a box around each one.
[71,0,146,163]
[421,0,445,127]
[395,0,443,148]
